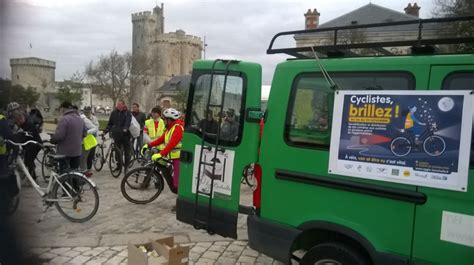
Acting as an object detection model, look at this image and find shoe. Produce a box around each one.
[84,171,93,178]
[171,205,176,213]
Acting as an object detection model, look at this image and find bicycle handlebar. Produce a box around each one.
[6,139,42,148]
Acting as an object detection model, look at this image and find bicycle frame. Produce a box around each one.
[9,140,96,203]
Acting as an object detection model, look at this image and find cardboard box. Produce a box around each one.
[128,236,189,265]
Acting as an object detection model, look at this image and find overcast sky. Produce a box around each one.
[1,0,435,87]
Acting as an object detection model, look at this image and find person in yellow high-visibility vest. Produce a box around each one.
[141,108,184,194]
[144,106,165,147]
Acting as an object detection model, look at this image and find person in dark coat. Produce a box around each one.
[104,99,132,169]
[8,104,42,181]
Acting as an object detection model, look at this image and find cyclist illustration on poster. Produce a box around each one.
[329,90,473,192]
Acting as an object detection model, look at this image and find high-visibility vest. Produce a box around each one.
[164,123,183,159]
[0,115,6,155]
[145,118,165,140]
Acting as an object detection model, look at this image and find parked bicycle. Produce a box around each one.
[5,138,99,222]
[120,155,176,204]
[93,133,123,178]
[40,141,57,182]
[390,123,446,157]
[241,164,256,188]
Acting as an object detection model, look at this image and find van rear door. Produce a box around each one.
[411,65,474,264]
[176,60,262,239]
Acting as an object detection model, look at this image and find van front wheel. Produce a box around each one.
[300,242,369,265]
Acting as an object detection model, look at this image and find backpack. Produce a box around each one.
[129,115,140,138]
[29,108,43,133]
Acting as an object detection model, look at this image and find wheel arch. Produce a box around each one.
[292,220,375,264]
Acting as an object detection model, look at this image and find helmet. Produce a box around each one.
[162,108,181,120]
[7,102,20,115]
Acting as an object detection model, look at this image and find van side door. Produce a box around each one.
[176,60,262,239]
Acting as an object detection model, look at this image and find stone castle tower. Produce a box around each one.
[10,57,56,111]
[131,4,203,111]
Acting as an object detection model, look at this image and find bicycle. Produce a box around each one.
[5,138,99,222]
[40,141,57,182]
[390,123,446,157]
[93,133,123,178]
[126,137,146,171]
[241,164,256,188]
[120,155,176,204]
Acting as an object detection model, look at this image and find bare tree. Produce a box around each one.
[86,50,131,106]
[433,0,474,52]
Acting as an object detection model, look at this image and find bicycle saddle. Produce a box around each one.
[48,154,67,160]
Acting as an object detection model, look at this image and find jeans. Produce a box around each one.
[114,137,131,168]
[58,156,80,174]
[24,144,41,180]
[134,132,144,154]
[79,147,90,171]
[86,146,96,170]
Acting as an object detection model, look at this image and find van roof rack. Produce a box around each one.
[267,16,474,58]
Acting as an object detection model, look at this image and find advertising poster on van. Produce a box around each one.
[328,90,473,192]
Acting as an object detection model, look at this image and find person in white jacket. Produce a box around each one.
[83,107,99,171]
[80,107,99,175]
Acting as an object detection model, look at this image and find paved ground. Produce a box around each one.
[10,164,281,265]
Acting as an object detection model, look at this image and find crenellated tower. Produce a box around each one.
[131,4,203,111]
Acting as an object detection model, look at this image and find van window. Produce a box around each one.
[442,71,474,167]
[187,73,245,146]
[286,72,415,149]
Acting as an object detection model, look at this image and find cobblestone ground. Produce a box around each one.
[10,163,282,265]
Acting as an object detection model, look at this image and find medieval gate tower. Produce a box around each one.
[132,4,203,111]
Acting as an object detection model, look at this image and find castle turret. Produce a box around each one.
[153,3,165,34]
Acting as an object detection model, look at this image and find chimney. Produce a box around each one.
[304,8,320,29]
[404,3,420,17]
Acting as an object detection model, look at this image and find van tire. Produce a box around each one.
[300,242,369,265]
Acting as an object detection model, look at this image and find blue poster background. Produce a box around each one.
[338,94,463,174]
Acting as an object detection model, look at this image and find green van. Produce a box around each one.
[176,17,474,265]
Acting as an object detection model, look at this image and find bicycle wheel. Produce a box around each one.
[121,166,164,204]
[52,172,99,223]
[41,148,56,182]
[93,147,104,172]
[242,165,256,188]
[109,146,122,178]
[390,137,411,157]
[423,135,446,156]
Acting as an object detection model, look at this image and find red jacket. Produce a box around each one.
[149,119,184,157]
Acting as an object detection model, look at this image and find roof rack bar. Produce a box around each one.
[268,37,474,54]
[267,16,474,57]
